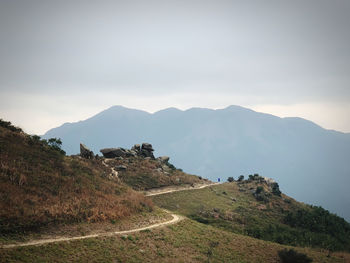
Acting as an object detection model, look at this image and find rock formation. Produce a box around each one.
[100,143,155,159]
[140,143,155,159]
[80,143,94,159]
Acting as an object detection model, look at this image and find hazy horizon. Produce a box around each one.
[45,104,350,135]
[1,1,349,134]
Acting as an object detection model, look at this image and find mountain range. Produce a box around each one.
[43,105,350,221]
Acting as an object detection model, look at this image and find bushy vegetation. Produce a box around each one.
[271,182,281,196]
[0,124,153,234]
[284,206,350,251]
[278,249,313,263]
[0,119,23,133]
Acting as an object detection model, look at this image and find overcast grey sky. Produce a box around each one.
[0,0,349,134]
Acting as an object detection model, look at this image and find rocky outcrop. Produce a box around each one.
[100,148,125,158]
[140,143,155,159]
[100,142,155,159]
[80,143,94,159]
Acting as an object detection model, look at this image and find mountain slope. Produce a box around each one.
[152,179,350,252]
[0,120,153,233]
[43,105,350,221]
[2,219,348,263]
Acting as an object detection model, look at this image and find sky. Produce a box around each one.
[0,0,349,135]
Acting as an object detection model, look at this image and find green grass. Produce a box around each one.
[1,219,346,263]
[152,182,350,251]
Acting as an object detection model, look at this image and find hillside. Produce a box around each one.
[43,105,350,221]
[0,120,154,235]
[152,177,350,252]
[2,118,350,262]
[2,218,350,263]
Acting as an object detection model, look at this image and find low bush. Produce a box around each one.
[278,249,312,263]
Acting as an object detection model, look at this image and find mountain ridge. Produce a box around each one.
[43,105,350,221]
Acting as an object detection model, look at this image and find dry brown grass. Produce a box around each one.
[106,157,204,190]
[0,126,153,233]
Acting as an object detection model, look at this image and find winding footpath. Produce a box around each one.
[1,183,216,249]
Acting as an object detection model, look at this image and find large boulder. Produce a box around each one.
[141,143,154,151]
[100,147,126,158]
[141,143,155,159]
[80,143,94,159]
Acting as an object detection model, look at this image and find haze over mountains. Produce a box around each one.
[43,105,350,221]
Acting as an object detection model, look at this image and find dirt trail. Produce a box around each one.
[1,210,182,249]
[144,182,218,196]
[1,182,217,249]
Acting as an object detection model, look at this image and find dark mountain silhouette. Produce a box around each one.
[43,105,350,221]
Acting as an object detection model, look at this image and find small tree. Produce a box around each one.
[47,138,65,155]
[227,177,234,182]
[248,174,254,180]
[238,175,244,181]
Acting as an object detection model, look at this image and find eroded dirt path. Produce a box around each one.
[144,182,218,196]
[1,210,182,249]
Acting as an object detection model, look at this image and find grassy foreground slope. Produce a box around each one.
[152,180,350,252]
[0,120,152,234]
[1,219,349,263]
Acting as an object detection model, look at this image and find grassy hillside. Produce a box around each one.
[152,179,350,252]
[2,219,349,263]
[0,120,153,234]
[104,157,205,191]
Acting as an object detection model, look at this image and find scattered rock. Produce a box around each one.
[158,156,170,163]
[115,165,127,171]
[131,144,141,153]
[80,143,94,159]
[162,164,171,172]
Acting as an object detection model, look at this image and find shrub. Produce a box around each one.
[227,177,234,182]
[254,187,269,202]
[238,175,244,181]
[278,249,312,263]
[271,182,282,196]
[256,186,263,194]
[47,138,66,155]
